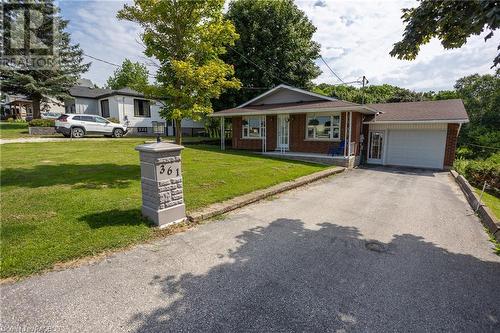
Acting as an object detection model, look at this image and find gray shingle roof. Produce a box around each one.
[365,99,469,122]
[69,86,145,99]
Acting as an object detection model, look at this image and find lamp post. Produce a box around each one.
[152,121,165,143]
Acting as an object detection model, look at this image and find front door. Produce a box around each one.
[277,114,289,151]
[368,130,384,164]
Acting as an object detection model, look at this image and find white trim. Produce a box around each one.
[348,111,352,156]
[305,113,341,141]
[241,115,265,139]
[237,84,338,108]
[367,129,386,164]
[363,119,469,124]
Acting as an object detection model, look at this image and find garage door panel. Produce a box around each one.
[386,130,446,169]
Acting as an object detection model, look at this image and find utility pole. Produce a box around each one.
[361,75,369,104]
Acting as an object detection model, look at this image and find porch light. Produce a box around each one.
[152,121,165,143]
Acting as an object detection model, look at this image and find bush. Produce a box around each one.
[454,152,500,191]
[6,118,15,123]
[29,119,55,127]
[106,117,120,124]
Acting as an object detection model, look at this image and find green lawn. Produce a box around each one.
[474,187,500,220]
[1,140,327,278]
[0,122,30,139]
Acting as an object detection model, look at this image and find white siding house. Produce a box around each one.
[66,81,205,136]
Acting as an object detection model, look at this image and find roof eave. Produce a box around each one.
[363,119,470,124]
[211,105,376,117]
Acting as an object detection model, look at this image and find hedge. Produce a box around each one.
[454,152,500,191]
[28,119,55,127]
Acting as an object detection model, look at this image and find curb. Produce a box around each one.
[450,170,500,242]
[187,167,345,223]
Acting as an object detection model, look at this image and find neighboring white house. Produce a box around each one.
[65,79,205,136]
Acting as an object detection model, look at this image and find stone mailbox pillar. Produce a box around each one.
[135,142,186,227]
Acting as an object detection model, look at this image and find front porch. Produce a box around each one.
[260,151,359,168]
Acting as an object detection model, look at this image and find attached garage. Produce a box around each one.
[367,123,450,169]
[385,128,447,169]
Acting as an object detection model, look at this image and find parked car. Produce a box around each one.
[55,114,128,138]
[41,111,63,120]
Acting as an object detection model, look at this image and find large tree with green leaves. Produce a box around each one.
[390,0,500,67]
[106,59,149,91]
[313,83,430,104]
[216,0,322,109]
[0,0,89,118]
[454,70,500,157]
[118,0,241,144]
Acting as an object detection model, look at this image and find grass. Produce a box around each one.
[474,187,500,220]
[0,121,30,139]
[1,140,327,278]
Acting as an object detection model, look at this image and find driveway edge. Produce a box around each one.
[450,170,500,242]
[187,167,345,223]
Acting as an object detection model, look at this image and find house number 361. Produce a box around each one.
[159,164,180,177]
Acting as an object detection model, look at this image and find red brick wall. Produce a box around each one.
[232,112,363,155]
[444,123,459,168]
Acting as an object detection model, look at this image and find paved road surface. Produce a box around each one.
[1,167,499,332]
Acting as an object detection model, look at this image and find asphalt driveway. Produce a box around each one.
[1,167,499,332]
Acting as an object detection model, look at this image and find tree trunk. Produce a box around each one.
[32,95,42,119]
[175,119,182,145]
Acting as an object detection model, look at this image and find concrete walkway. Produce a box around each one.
[1,167,499,332]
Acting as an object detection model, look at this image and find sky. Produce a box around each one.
[59,0,499,92]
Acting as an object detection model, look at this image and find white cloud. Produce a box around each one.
[61,0,499,91]
[296,0,499,91]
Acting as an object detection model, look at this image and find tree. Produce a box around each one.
[106,59,149,91]
[313,83,429,104]
[390,0,500,67]
[118,0,241,144]
[453,70,500,157]
[216,0,321,109]
[0,0,89,118]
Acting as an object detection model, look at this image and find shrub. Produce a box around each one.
[29,119,55,127]
[454,152,500,191]
[6,118,15,123]
[106,117,120,124]
[455,147,474,160]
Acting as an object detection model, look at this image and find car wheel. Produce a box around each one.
[71,127,85,138]
[113,128,124,138]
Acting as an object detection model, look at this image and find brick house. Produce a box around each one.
[212,85,469,170]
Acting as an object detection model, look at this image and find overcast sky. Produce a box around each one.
[59,0,499,92]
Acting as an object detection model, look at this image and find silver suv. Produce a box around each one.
[55,114,128,138]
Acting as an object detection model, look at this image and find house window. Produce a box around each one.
[242,116,264,138]
[306,114,340,140]
[134,99,151,117]
[137,127,148,133]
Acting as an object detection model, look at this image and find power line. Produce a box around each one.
[319,55,345,84]
[226,45,295,87]
[83,53,158,79]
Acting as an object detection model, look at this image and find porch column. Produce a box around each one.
[348,111,352,156]
[262,115,267,153]
[220,116,225,151]
[343,112,348,157]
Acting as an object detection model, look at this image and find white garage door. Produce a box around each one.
[386,130,446,169]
